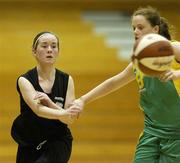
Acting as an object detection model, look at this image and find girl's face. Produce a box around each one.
[132,15,159,41]
[33,33,59,65]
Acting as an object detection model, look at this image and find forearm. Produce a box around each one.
[36,104,73,124]
[48,102,76,124]
[81,74,135,104]
[47,100,60,109]
[36,104,63,119]
[18,77,76,124]
[80,63,135,105]
[80,78,119,104]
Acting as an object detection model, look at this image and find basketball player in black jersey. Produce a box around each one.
[11,31,81,163]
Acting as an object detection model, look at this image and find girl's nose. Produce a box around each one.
[47,46,52,53]
[134,28,138,35]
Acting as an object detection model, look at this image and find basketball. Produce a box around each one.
[132,33,174,76]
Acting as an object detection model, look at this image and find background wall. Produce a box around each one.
[0,1,179,163]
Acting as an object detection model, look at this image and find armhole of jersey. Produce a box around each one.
[16,75,29,95]
[16,76,22,95]
[63,74,69,108]
[56,69,69,108]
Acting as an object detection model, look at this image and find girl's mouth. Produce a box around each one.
[46,56,53,58]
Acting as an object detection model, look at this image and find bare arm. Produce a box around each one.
[80,62,135,105]
[18,77,79,124]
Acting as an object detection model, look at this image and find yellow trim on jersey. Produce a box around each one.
[138,131,144,139]
[139,105,144,112]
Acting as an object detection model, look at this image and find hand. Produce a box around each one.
[69,98,85,118]
[60,107,81,117]
[34,91,52,106]
[159,69,180,82]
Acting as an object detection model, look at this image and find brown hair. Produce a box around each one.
[133,6,172,40]
[32,31,59,51]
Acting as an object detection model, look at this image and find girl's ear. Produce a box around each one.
[32,48,36,56]
[153,25,160,34]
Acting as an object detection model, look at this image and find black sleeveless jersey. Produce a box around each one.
[11,67,72,146]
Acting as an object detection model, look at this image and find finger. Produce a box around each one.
[164,73,173,81]
[159,71,167,80]
[68,109,81,115]
[34,95,42,100]
[69,101,78,107]
[71,113,81,119]
[68,112,79,116]
[34,94,40,100]
[77,112,81,119]
[34,91,44,97]
[163,73,174,82]
[68,105,80,110]
[35,97,46,102]
[68,103,74,107]
[159,71,172,81]
[34,99,41,104]
[69,108,81,113]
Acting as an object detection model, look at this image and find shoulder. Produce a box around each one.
[16,76,35,95]
[55,69,74,88]
[18,67,36,80]
[56,68,69,76]
[55,69,70,85]
[18,76,33,88]
[56,69,69,78]
[16,68,36,92]
[68,75,74,86]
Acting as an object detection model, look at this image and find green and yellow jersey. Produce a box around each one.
[133,59,180,139]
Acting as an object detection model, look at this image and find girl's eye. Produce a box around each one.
[42,45,47,48]
[138,26,144,30]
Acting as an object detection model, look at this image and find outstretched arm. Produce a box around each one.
[72,63,135,110]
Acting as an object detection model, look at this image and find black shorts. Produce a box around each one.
[16,138,72,163]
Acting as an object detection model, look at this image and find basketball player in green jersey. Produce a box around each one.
[70,7,180,163]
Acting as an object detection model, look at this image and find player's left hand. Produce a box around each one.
[159,69,180,82]
[69,98,84,119]
[34,91,52,106]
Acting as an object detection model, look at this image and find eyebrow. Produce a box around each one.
[40,41,57,44]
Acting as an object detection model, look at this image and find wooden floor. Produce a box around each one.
[0,142,136,163]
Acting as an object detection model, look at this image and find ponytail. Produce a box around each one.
[159,17,172,40]
[133,7,173,40]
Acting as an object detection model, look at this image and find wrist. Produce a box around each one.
[79,96,87,105]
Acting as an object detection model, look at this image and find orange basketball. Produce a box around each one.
[132,33,174,76]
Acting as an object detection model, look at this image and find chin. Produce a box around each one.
[43,61,55,65]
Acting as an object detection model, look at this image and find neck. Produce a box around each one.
[36,64,55,80]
